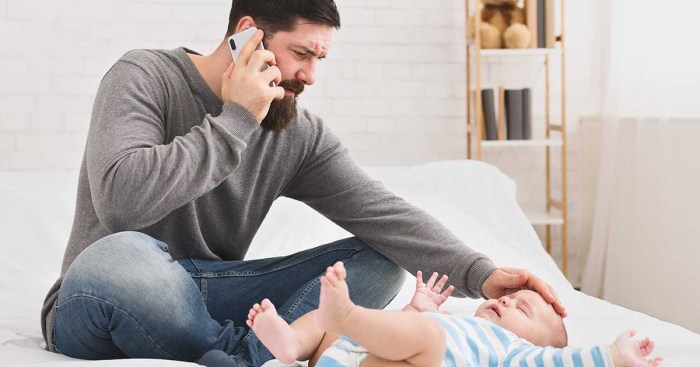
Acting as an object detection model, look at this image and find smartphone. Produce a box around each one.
[227,27,276,87]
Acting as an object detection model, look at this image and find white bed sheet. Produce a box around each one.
[1,160,698,366]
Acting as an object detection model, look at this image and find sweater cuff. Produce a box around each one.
[465,257,497,299]
[217,102,260,140]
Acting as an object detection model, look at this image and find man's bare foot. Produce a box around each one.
[317,261,357,333]
[246,299,300,364]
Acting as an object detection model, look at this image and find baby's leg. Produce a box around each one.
[247,299,325,364]
[317,262,446,367]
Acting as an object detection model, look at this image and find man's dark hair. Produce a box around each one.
[226,0,341,38]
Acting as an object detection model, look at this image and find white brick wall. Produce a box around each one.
[302,0,469,167]
[0,0,603,283]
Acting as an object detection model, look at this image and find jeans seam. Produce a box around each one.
[183,259,208,303]
[197,246,363,278]
[283,276,322,319]
[201,277,208,304]
[55,294,177,360]
[188,258,204,273]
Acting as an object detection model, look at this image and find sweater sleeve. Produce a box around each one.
[504,343,615,367]
[87,58,259,232]
[283,114,496,298]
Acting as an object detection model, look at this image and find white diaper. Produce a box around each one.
[315,336,368,367]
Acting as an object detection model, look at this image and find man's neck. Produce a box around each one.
[187,42,231,101]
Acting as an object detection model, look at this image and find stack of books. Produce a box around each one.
[481,88,532,140]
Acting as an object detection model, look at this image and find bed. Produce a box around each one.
[1,160,698,366]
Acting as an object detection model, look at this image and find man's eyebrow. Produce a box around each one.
[291,44,327,58]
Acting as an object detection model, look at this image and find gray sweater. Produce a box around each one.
[41,47,496,347]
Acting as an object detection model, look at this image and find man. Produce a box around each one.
[42,0,566,365]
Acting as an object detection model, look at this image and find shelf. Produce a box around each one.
[480,139,563,148]
[476,48,561,57]
[525,210,564,226]
[466,0,568,276]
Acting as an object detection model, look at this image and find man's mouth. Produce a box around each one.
[278,80,304,98]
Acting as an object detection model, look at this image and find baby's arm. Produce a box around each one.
[403,271,454,313]
[505,343,614,367]
[505,331,661,367]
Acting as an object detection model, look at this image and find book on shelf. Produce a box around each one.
[501,88,532,140]
[505,89,523,140]
[537,0,546,48]
[479,87,532,142]
[522,88,532,139]
[481,89,498,140]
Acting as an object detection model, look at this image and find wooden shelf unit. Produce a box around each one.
[479,48,561,57]
[480,139,563,148]
[465,0,569,276]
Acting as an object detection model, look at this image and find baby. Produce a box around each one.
[244,262,662,367]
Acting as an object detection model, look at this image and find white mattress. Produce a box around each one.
[1,160,698,366]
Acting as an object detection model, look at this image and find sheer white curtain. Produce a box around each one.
[581,0,700,332]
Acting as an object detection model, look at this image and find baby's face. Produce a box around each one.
[475,289,559,346]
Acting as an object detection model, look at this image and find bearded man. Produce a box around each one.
[41,1,565,365]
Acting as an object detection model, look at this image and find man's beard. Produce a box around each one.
[261,80,305,131]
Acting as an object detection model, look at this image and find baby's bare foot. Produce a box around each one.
[317,261,356,333]
[246,299,300,364]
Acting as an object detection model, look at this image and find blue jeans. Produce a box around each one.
[52,231,404,366]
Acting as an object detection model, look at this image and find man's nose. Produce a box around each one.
[296,60,317,86]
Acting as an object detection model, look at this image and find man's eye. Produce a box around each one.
[294,51,305,57]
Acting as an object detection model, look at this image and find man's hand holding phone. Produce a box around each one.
[222,29,284,123]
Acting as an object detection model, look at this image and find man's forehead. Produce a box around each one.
[279,21,333,51]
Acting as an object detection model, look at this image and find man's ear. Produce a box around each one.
[235,16,256,33]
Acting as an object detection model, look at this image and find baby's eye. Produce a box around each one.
[518,307,527,316]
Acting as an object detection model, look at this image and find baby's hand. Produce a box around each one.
[409,271,454,313]
[611,330,662,367]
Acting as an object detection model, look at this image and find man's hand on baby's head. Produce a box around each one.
[481,267,567,318]
[408,270,454,313]
[474,289,567,347]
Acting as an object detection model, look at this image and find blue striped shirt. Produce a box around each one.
[316,313,615,367]
[423,313,614,367]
